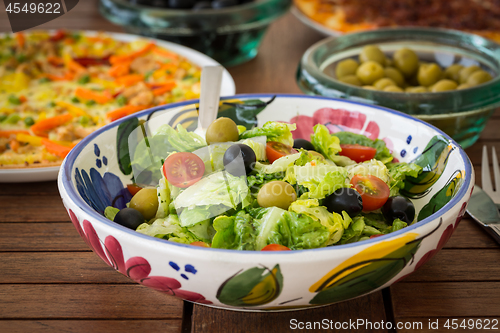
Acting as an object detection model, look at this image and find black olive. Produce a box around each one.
[324,188,363,217]
[114,208,145,230]
[168,0,196,8]
[212,0,239,8]
[382,196,415,223]
[293,138,315,151]
[223,144,256,177]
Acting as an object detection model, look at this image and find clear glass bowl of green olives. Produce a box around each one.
[99,0,291,67]
[297,27,500,148]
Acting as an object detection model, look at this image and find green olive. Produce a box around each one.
[257,181,297,210]
[338,75,362,86]
[393,48,419,77]
[383,85,404,92]
[359,45,386,65]
[383,67,405,87]
[356,61,385,85]
[405,86,428,93]
[129,188,159,220]
[335,59,359,79]
[385,59,394,67]
[444,64,464,82]
[466,70,493,86]
[459,65,481,84]
[457,83,472,90]
[417,63,443,87]
[373,78,397,90]
[206,117,239,145]
[362,85,378,90]
[430,79,458,92]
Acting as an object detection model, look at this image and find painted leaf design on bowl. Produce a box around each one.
[117,117,140,176]
[308,232,422,305]
[290,108,380,141]
[401,135,453,199]
[75,167,132,214]
[217,264,283,307]
[67,210,212,304]
[418,170,464,220]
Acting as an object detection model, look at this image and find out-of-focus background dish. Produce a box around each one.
[59,94,473,310]
[99,0,291,67]
[292,0,500,43]
[0,31,235,182]
[297,28,500,149]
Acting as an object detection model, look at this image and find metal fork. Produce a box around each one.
[481,146,500,206]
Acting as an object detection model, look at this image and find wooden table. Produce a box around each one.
[1,2,499,332]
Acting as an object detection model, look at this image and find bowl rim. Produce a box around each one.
[59,93,473,254]
[298,26,500,113]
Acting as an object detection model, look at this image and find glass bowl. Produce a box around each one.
[99,0,291,67]
[297,27,500,148]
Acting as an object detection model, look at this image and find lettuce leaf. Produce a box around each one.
[240,121,296,147]
[212,212,256,250]
[254,153,301,174]
[285,163,350,199]
[136,214,198,244]
[104,206,120,221]
[335,131,393,164]
[173,171,250,210]
[286,211,330,249]
[345,159,390,183]
[155,177,171,219]
[289,199,350,245]
[387,162,423,196]
[253,207,292,250]
[310,124,345,163]
[340,215,365,244]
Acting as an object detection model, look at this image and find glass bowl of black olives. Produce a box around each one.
[297,27,500,149]
[99,0,291,66]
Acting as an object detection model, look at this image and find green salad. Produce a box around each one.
[105,117,423,251]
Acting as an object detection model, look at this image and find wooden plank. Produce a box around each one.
[391,282,500,317]
[464,140,500,165]
[0,252,131,284]
[399,249,500,282]
[0,320,182,333]
[228,14,323,94]
[395,317,500,333]
[444,219,499,249]
[0,285,183,319]
[0,196,68,222]
[0,223,88,251]
[0,181,59,196]
[191,292,388,333]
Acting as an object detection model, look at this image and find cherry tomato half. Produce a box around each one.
[261,244,291,251]
[162,152,205,188]
[339,144,377,163]
[127,184,143,196]
[266,141,298,163]
[190,241,211,248]
[351,175,390,211]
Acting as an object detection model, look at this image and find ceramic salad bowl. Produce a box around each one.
[58,94,473,311]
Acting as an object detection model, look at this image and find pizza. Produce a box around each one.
[0,31,202,168]
[294,0,500,42]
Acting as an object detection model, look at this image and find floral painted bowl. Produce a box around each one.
[58,94,474,311]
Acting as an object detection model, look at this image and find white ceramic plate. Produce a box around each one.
[291,6,342,37]
[0,31,236,183]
